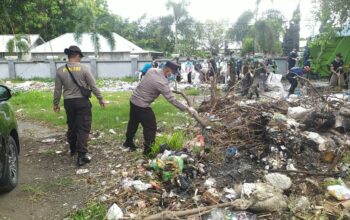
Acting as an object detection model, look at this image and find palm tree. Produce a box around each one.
[166,0,190,54]
[6,34,31,59]
[74,0,115,58]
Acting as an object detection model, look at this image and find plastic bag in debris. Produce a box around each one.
[266,73,285,97]
[107,203,123,220]
[242,183,288,212]
[204,177,217,188]
[327,185,350,201]
[150,156,184,181]
[121,178,152,191]
[302,131,327,151]
[287,106,310,120]
[206,208,257,220]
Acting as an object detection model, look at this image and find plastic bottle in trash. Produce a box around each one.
[225,147,238,163]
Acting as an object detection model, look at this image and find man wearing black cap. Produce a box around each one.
[123,61,197,155]
[330,53,344,88]
[53,45,106,166]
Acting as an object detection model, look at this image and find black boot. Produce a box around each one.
[143,144,152,156]
[123,141,137,151]
[77,153,91,166]
[69,145,76,156]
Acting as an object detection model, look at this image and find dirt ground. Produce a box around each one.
[0,120,92,220]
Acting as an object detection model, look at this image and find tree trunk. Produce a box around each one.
[93,28,98,58]
[174,23,178,54]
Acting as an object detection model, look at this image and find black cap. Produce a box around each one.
[336,52,342,58]
[64,45,84,57]
[165,61,181,73]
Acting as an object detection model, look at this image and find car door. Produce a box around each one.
[0,86,11,181]
[0,99,7,180]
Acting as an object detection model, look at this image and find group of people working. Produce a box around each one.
[54,46,197,166]
[54,45,348,166]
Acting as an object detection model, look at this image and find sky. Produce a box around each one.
[106,0,319,38]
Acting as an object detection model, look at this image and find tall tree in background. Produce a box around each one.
[166,0,191,54]
[74,0,116,58]
[202,20,227,56]
[0,0,80,40]
[282,4,300,55]
[314,0,350,45]
[140,16,175,55]
[227,11,254,42]
[256,9,285,54]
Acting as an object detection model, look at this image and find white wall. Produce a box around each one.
[0,62,9,78]
[97,61,131,78]
[15,62,51,79]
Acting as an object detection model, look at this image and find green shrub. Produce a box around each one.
[150,131,185,157]
[69,203,107,220]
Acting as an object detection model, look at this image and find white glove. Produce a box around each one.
[188,107,198,115]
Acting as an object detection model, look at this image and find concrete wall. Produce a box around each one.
[0,58,289,79]
[0,58,153,79]
[97,61,131,78]
[30,52,151,61]
[274,57,288,76]
[15,62,51,79]
[0,62,9,79]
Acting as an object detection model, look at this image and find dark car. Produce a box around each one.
[0,85,20,192]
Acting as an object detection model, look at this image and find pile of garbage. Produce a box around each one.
[100,90,350,219]
[4,81,54,92]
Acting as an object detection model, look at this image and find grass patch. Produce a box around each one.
[10,91,191,137]
[342,153,350,163]
[117,76,138,83]
[0,77,54,83]
[184,88,201,96]
[96,76,138,86]
[47,177,74,189]
[150,131,185,156]
[68,203,107,220]
[323,178,343,187]
[21,184,46,201]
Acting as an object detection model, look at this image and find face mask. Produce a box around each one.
[167,73,175,81]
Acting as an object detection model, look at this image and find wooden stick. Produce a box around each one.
[143,199,251,220]
[327,148,344,173]
[269,169,340,177]
[172,90,208,128]
[294,75,327,102]
[173,90,192,106]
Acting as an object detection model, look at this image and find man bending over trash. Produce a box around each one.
[286,66,310,97]
[123,61,198,155]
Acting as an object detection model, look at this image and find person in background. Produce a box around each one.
[174,57,182,82]
[193,57,202,72]
[227,55,236,88]
[53,45,106,166]
[272,60,277,74]
[123,61,197,155]
[330,53,345,88]
[140,63,153,79]
[286,66,311,97]
[241,60,252,96]
[248,61,266,99]
[184,57,194,84]
[152,60,159,68]
[288,48,298,70]
[236,58,242,80]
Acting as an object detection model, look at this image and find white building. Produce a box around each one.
[30,33,161,61]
